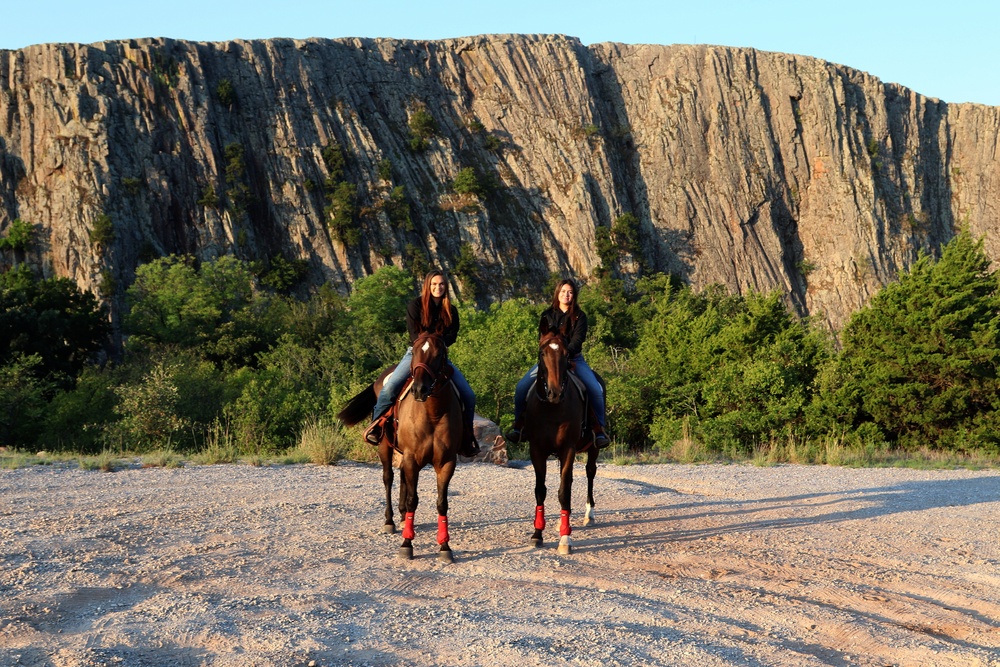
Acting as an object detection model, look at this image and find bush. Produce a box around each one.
[89,214,115,248]
[217,79,236,107]
[451,167,484,197]
[811,230,1000,450]
[450,299,539,426]
[0,219,33,251]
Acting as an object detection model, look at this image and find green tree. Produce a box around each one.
[125,255,253,350]
[1,265,108,389]
[630,283,827,453]
[109,361,188,452]
[0,218,33,252]
[0,354,51,447]
[449,299,539,426]
[812,230,1000,450]
[408,107,437,151]
[451,167,484,197]
[345,266,414,364]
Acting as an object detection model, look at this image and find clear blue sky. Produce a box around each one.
[3,0,998,106]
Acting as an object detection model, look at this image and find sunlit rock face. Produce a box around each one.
[2,35,998,329]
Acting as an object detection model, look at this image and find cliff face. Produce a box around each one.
[1,34,999,330]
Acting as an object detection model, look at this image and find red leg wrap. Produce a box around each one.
[402,512,415,540]
[437,515,449,545]
[534,505,546,531]
[559,509,572,536]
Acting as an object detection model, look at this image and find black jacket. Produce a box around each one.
[539,306,588,357]
[406,297,459,346]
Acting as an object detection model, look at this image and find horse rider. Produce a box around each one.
[363,269,480,457]
[506,278,609,449]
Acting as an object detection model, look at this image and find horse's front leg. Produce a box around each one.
[379,440,396,533]
[583,446,598,526]
[530,446,548,548]
[556,448,575,554]
[397,458,419,560]
[434,459,457,563]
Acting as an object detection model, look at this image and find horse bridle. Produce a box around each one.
[536,331,569,401]
[411,333,449,393]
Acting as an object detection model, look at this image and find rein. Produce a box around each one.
[536,332,569,402]
[411,333,450,393]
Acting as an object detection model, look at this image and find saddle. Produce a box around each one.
[529,371,605,452]
[380,374,463,453]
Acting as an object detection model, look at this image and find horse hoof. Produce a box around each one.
[530,537,544,548]
[397,546,414,560]
[383,523,396,534]
[438,549,454,564]
[558,536,572,555]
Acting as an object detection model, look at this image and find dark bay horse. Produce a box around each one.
[524,320,599,555]
[336,332,463,562]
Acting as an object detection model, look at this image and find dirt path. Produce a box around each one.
[2,460,999,666]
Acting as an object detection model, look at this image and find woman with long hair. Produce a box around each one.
[364,270,479,456]
[506,279,608,448]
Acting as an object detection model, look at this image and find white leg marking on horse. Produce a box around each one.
[584,503,594,526]
[558,534,572,555]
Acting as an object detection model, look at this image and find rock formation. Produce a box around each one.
[1,34,999,330]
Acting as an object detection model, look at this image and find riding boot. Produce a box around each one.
[593,423,610,449]
[363,413,387,446]
[587,406,610,449]
[460,418,481,458]
[505,418,524,443]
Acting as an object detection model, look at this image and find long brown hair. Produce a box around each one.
[421,270,453,330]
[550,278,580,317]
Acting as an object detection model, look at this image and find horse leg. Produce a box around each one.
[556,449,575,555]
[434,459,457,563]
[397,459,419,560]
[530,447,548,547]
[583,446,598,526]
[379,441,396,533]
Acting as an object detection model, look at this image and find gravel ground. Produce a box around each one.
[2,458,1000,666]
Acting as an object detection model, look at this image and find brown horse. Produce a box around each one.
[336,333,463,562]
[524,319,599,555]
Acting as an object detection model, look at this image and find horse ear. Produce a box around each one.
[539,318,551,337]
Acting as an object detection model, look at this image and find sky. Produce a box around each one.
[3,0,998,106]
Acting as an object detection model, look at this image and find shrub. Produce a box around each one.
[217,79,236,107]
[810,230,1000,450]
[322,142,347,184]
[0,219,33,251]
[89,214,115,248]
[324,181,359,245]
[451,167,484,197]
[109,361,188,452]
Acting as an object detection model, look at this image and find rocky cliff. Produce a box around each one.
[2,34,999,330]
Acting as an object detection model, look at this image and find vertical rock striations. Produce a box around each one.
[1,35,998,330]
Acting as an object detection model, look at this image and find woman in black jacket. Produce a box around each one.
[363,270,479,456]
[506,279,608,448]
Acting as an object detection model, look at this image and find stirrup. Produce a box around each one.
[461,437,481,458]
[363,420,384,446]
[594,431,610,449]
[505,427,522,443]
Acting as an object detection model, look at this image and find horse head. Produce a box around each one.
[537,319,570,404]
[409,332,449,402]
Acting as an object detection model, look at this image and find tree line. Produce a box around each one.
[2,230,999,460]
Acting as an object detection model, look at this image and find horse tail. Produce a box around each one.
[336,384,378,427]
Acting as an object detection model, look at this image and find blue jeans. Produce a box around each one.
[513,355,605,427]
[372,347,476,425]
